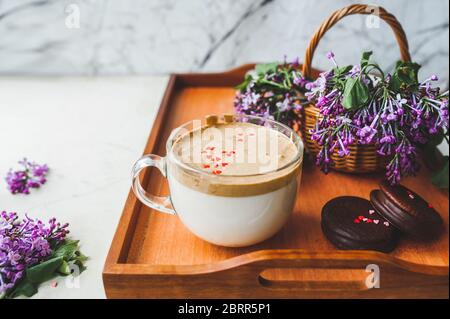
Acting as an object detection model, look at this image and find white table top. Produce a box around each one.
[0,76,169,298]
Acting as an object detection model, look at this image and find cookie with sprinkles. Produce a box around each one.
[370,181,443,240]
[321,196,400,253]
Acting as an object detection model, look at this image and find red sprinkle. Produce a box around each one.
[213,170,222,175]
[203,164,210,169]
[354,218,360,224]
[358,216,364,220]
[222,163,229,167]
[428,203,434,209]
[366,219,373,223]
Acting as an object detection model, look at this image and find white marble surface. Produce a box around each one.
[0,0,448,87]
[0,76,169,298]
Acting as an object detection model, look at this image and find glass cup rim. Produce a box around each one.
[166,114,304,178]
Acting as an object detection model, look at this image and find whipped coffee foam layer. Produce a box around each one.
[169,121,301,197]
[172,122,298,175]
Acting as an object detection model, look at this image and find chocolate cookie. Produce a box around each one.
[321,196,399,253]
[370,181,443,240]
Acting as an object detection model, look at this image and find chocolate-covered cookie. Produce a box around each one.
[370,181,443,240]
[321,196,399,253]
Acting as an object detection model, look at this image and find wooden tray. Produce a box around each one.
[103,65,449,299]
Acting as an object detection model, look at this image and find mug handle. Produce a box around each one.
[131,154,176,215]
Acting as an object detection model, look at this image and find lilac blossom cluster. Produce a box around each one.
[0,212,69,294]
[5,159,49,194]
[307,52,449,184]
[234,58,306,129]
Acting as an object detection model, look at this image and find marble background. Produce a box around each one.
[0,0,448,86]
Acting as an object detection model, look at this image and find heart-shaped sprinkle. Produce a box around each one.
[363,218,368,222]
[212,170,222,175]
[366,219,373,223]
[354,218,360,224]
[407,191,415,199]
[203,164,210,169]
[373,219,380,224]
[384,221,390,227]
[369,210,375,215]
[358,215,364,220]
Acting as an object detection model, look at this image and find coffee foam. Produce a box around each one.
[169,121,301,197]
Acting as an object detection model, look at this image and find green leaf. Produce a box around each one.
[361,51,373,68]
[255,62,278,76]
[342,77,370,110]
[333,65,353,77]
[235,74,253,91]
[57,260,71,276]
[7,279,38,298]
[53,239,80,261]
[390,61,421,91]
[73,251,89,263]
[26,256,64,283]
[431,156,449,189]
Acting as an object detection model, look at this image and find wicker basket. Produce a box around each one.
[301,4,412,173]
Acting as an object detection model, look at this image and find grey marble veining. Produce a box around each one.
[0,0,448,86]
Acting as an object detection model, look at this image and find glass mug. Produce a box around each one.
[132,114,304,247]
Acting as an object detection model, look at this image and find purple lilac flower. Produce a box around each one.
[276,94,292,112]
[5,159,49,195]
[307,52,449,183]
[358,125,378,144]
[0,212,69,295]
[326,51,337,67]
[234,58,305,129]
[349,64,361,77]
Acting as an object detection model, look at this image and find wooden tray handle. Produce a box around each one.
[228,250,448,295]
[302,4,412,78]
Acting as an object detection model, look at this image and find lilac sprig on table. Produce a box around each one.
[306,51,449,185]
[0,212,87,299]
[5,158,49,194]
[234,58,307,129]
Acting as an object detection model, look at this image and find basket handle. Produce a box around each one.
[302,4,412,78]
